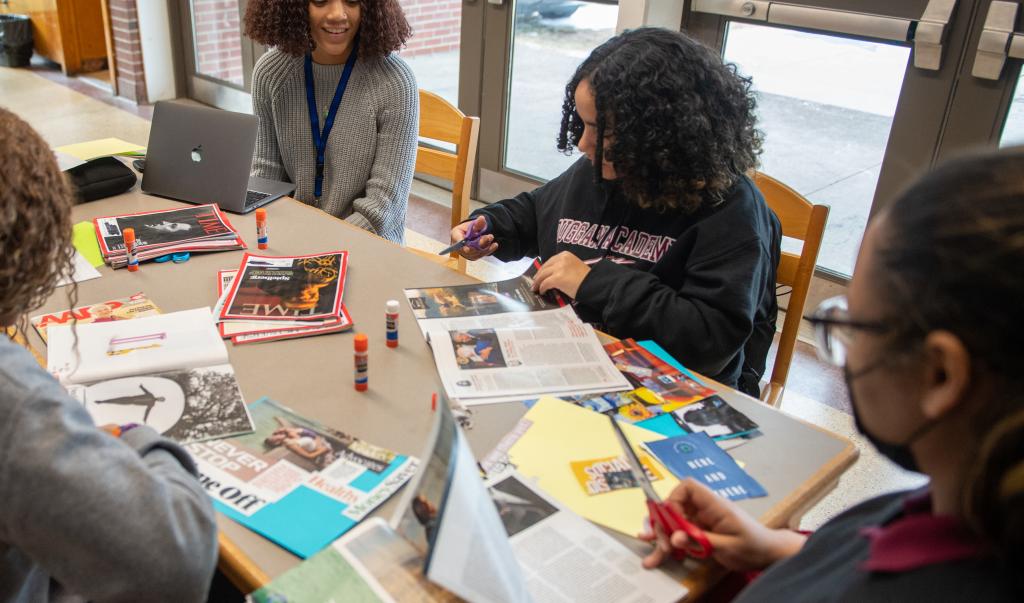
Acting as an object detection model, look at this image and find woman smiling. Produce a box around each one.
[244,0,417,243]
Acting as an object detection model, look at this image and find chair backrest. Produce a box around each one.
[753,172,829,406]
[416,90,480,272]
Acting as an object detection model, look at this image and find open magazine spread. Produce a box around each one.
[248,518,458,603]
[45,307,253,443]
[93,204,245,268]
[31,292,161,343]
[215,270,353,344]
[219,251,348,322]
[404,258,568,336]
[424,306,631,405]
[187,398,418,558]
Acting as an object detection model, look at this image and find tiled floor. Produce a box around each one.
[1,62,928,532]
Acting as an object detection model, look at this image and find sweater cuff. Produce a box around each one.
[576,259,629,309]
[345,212,375,233]
[121,426,199,476]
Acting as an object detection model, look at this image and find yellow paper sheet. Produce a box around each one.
[72,221,104,268]
[508,397,678,536]
[55,138,145,161]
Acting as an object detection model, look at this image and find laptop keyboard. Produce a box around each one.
[244,190,271,209]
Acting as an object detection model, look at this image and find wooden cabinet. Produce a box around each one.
[0,0,109,74]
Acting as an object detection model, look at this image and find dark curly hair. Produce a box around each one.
[244,0,411,59]
[0,107,76,328]
[557,28,762,213]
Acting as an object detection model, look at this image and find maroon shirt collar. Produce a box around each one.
[859,489,989,573]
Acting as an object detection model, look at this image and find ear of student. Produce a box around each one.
[918,330,972,420]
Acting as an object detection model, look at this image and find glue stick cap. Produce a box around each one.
[354,333,368,351]
[255,208,266,220]
[386,300,399,313]
[123,227,135,243]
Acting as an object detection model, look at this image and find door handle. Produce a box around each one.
[691,0,957,70]
[972,0,1021,80]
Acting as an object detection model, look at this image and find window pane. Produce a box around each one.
[724,23,910,277]
[999,70,1024,147]
[191,0,244,87]
[398,0,462,108]
[504,2,618,180]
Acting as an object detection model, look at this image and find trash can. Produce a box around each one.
[0,14,33,68]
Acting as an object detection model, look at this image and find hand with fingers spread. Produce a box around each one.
[449,216,498,260]
[639,479,806,572]
[532,251,591,299]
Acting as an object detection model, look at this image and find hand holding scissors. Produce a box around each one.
[444,216,497,259]
[610,418,713,560]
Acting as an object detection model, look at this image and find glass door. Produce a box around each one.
[685,0,968,279]
[472,0,623,200]
[178,0,257,113]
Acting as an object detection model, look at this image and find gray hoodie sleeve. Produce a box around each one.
[0,341,218,603]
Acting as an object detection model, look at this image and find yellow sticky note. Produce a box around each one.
[72,221,104,267]
[508,397,678,536]
[55,138,145,161]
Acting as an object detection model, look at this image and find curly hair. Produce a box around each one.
[244,0,411,59]
[0,108,76,327]
[873,148,1024,577]
[557,28,763,213]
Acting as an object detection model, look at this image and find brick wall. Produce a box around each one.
[192,0,244,86]
[109,0,147,103]
[400,0,462,57]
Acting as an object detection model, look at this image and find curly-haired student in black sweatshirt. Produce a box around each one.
[451,28,781,397]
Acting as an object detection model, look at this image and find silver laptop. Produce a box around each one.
[142,101,294,214]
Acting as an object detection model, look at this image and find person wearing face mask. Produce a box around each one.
[244,0,417,243]
[642,149,1024,601]
[450,28,781,397]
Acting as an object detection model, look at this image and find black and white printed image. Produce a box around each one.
[673,395,759,440]
[71,365,253,443]
[488,474,558,538]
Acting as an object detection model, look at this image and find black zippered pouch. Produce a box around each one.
[65,156,138,203]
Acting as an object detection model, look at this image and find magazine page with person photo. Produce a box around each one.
[220,251,348,321]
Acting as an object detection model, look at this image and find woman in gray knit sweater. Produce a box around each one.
[244,0,418,243]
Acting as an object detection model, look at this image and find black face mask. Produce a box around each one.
[845,364,932,474]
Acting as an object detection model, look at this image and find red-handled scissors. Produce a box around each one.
[610,417,714,560]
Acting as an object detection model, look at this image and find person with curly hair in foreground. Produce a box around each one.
[244,0,417,242]
[451,28,780,396]
[0,107,218,602]
[644,149,1024,601]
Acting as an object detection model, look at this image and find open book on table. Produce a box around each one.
[45,307,253,443]
[250,401,688,603]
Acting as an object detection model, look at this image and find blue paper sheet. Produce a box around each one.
[646,432,767,501]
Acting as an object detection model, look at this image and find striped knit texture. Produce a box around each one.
[251,48,419,243]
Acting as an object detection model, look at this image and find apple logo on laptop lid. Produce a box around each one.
[191,145,203,163]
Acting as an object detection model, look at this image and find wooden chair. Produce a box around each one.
[754,172,829,408]
[407,90,480,274]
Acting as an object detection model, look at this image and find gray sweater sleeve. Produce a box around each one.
[252,55,288,183]
[0,341,218,603]
[344,57,419,243]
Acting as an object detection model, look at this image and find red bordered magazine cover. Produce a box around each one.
[219,251,349,321]
[231,305,353,345]
[93,204,242,256]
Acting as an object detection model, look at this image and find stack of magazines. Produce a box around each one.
[93,204,246,268]
[214,251,353,344]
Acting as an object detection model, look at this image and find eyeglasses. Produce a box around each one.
[805,296,887,367]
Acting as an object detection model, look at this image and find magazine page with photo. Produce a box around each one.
[31,292,161,343]
[220,251,348,321]
[187,398,418,558]
[424,316,631,405]
[94,204,239,254]
[404,258,569,336]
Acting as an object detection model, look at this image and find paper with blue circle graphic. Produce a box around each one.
[186,397,418,558]
[645,432,766,501]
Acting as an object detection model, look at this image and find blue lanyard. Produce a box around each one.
[304,43,358,200]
